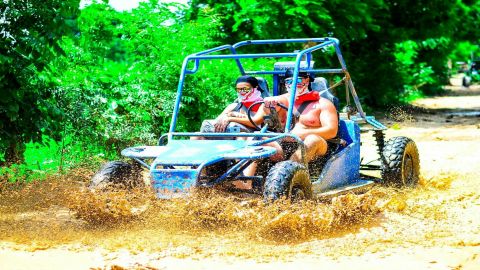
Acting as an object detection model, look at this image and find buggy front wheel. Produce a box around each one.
[89,161,144,189]
[263,160,312,202]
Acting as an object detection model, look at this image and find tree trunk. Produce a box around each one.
[2,141,26,166]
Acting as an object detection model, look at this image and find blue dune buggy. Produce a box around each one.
[91,38,420,201]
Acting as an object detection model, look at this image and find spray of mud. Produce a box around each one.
[67,187,153,225]
[66,186,384,243]
[1,168,477,260]
[386,106,417,123]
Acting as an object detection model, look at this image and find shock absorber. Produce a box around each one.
[373,129,385,158]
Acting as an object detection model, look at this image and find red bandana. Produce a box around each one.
[241,101,261,112]
[294,91,320,108]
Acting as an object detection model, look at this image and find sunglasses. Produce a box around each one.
[284,77,307,85]
[236,86,252,94]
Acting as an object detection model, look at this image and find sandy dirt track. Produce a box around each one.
[1,82,479,270]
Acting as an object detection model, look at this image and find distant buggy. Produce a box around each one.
[462,59,480,87]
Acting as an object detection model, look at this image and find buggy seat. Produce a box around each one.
[256,76,270,98]
[311,77,339,110]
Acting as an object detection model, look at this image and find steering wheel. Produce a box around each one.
[247,100,288,132]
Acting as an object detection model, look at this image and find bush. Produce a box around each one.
[50,2,238,154]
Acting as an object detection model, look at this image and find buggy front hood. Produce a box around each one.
[121,139,276,166]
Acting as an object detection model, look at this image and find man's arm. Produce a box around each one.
[214,103,239,132]
[292,99,338,140]
[226,104,265,128]
[263,94,289,111]
[215,103,238,120]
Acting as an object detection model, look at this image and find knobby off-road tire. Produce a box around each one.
[263,160,312,202]
[381,136,420,187]
[462,76,471,88]
[89,161,144,189]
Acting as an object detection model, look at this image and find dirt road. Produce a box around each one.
[1,82,479,270]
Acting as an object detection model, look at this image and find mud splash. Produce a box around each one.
[1,168,476,260]
[386,106,417,123]
[0,170,383,242]
[67,187,153,225]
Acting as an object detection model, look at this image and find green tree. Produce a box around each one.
[187,0,386,46]
[0,0,80,165]
[452,0,480,42]
[188,0,477,106]
[51,2,235,153]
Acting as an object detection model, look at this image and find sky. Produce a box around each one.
[80,0,189,11]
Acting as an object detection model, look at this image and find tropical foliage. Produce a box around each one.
[0,0,479,176]
[0,0,80,165]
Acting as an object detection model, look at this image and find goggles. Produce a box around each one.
[284,77,306,85]
[236,86,253,94]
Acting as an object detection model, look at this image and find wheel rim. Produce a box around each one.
[402,153,414,186]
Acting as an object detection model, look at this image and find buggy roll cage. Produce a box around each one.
[167,37,386,141]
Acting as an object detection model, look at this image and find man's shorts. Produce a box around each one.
[199,120,254,139]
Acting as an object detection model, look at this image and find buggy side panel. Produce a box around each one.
[312,120,361,192]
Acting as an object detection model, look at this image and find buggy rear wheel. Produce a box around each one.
[381,137,420,187]
[263,160,312,202]
[90,161,144,189]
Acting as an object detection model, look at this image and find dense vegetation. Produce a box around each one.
[0,0,479,178]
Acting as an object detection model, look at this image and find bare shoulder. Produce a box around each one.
[315,98,336,112]
[318,98,338,128]
[317,98,337,112]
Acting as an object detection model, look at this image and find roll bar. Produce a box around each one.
[168,38,368,140]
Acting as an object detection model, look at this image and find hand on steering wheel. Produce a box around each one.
[247,101,288,132]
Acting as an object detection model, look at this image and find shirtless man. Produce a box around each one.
[264,71,338,162]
